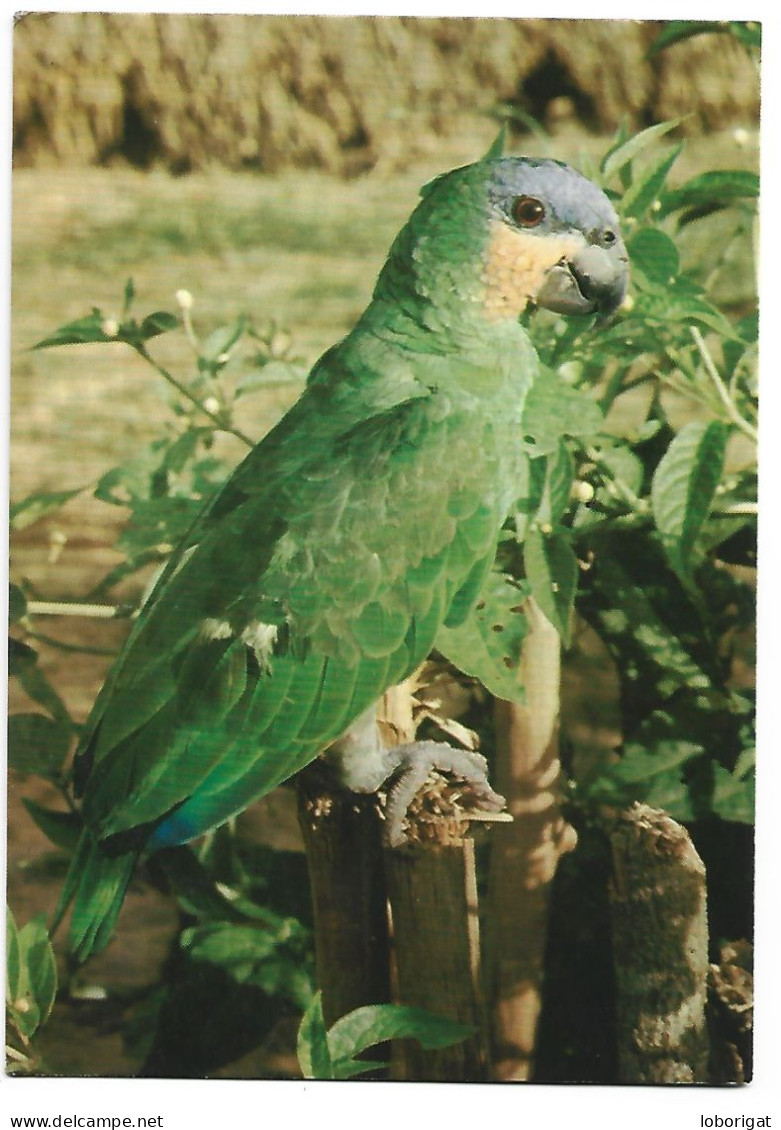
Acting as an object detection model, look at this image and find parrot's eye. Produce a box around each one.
[512,196,546,228]
[602,229,617,245]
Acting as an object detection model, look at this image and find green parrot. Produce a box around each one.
[55,154,628,961]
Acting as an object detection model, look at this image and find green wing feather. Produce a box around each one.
[73,338,526,855]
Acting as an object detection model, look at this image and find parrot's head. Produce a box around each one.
[479,156,629,322]
[381,155,629,334]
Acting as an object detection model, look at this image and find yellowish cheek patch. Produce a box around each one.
[481,221,584,321]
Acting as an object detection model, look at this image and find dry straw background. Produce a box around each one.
[14,14,758,175]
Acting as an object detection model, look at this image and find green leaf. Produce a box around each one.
[122,278,136,316]
[582,690,754,822]
[575,530,717,722]
[667,295,741,341]
[628,228,680,285]
[522,367,604,455]
[180,920,313,1009]
[118,496,203,557]
[619,143,683,218]
[33,311,111,349]
[513,452,547,532]
[139,311,180,340]
[235,360,307,395]
[157,846,257,924]
[10,486,85,530]
[7,913,58,1040]
[584,724,703,816]
[538,441,575,526]
[199,318,247,364]
[6,907,22,1006]
[651,420,728,580]
[711,763,755,824]
[9,643,73,728]
[10,583,27,624]
[585,437,644,507]
[601,119,685,182]
[327,1003,474,1080]
[22,798,82,852]
[523,526,578,644]
[8,713,72,778]
[94,450,161,506]
[659,170,759,218]
[436,572,528,701]
[646,21,725,55]
[158,427,212,475]
[482,124,507,160]
[18,915,57,1028]
[297,992,333,1080]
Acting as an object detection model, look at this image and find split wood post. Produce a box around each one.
[383,803,498,1081]
[293,679,418,1030]
[484,597,577,1081]
[296,761,391,1028]
[608,804,710,1083]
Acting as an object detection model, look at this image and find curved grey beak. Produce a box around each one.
[536,241,629,321]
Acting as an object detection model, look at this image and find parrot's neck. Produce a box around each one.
[364,166,514,353]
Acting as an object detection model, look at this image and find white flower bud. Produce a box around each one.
[270,330,292,357]
[571,480,595,505]
[175,289,194,310]
[203,396,221,415]
[733,127,749,148]
[101,318,119,337]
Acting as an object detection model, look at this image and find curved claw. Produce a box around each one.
[383,740,506,847]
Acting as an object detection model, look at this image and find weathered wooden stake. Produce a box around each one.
[485,597,577,1081]
[293,679,422,1033]
[609,804,710,1083]
[296,761,390,1028]
[384,819,491,1081]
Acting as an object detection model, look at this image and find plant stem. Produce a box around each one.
[690,326,758,444]
[134,344,255,448]
[26,600,127,619]
[712,501,758,517]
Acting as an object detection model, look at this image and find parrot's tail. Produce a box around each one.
[52,830,138,963]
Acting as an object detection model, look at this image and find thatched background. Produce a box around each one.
[14,14,759,175]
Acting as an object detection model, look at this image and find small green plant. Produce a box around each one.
[6,909,58,1074]
[296,993,473,1079]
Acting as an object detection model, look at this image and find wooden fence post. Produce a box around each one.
[608,804,710,1083]
[484,598,577,1081]
[384,833,488,1081]
[296,761,391,1028]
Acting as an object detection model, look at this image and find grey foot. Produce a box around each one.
[383,740,505,848]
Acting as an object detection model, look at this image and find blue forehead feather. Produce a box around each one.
[485,156,619,236]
